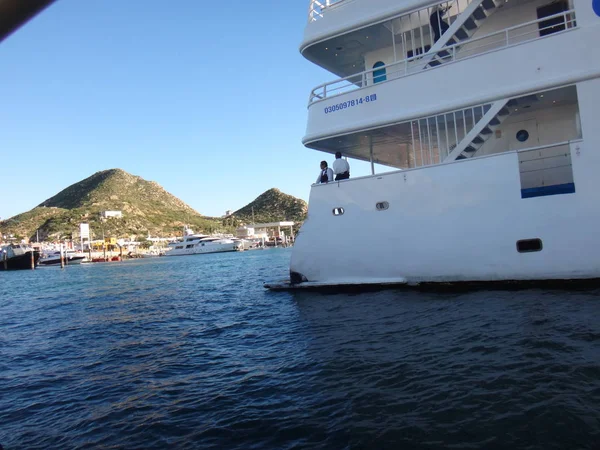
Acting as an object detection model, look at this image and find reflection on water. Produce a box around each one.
[1,250,599,449]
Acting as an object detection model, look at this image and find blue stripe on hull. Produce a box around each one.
[521,183,576,199]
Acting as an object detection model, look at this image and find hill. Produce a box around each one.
[0,171,309,243]
[0,169,222,242]
[39,168,196,212]
[232,188,307,225]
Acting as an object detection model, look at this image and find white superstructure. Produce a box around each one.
[165,228,241,256]
[289,0,600,286]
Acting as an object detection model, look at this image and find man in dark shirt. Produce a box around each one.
[430,5,450,43]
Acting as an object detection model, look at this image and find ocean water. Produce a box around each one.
[1,248,599,450]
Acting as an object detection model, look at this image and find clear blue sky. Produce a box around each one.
[0,0,375,220]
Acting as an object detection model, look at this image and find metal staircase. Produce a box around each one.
[444,99,511,162]
[422,0,505,69]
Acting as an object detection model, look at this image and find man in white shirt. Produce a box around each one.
[316,161,334,184]
[332,152,350,181]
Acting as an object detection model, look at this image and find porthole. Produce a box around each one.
[332,207,344,216]
[376,201,389,211]
[516,238,543,253]
[516,129,529,142]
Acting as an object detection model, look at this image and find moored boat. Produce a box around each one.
[0,244,40,270]
[165,227,242,257]
[38,250,87,266]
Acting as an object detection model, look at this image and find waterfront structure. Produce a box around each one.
[237,222,294,240]
[288,0,598,286]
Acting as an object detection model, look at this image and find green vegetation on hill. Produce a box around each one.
[232,188,308,225]
[0,170,308,242]
[1,169,222,241]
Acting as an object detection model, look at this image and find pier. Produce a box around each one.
[237,221,295,246]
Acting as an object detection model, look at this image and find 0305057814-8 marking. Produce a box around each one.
[324,94,378,114]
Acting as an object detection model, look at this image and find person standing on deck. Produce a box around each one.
[430,4,450,43]
[316,161,334,184]
[333,152,350,181]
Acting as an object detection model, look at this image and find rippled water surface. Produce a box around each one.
[1,248,599,449]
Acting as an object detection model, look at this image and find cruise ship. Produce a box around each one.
[286,0,600,287]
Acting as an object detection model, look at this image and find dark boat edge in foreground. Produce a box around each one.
[265,278,600,293]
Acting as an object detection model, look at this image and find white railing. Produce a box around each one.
[308,0,348,22]
[311,140,580,186]
[517,140,575,155]
[408,100,493,167]
[308,10,576,104]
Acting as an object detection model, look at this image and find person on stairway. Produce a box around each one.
[430,4,450,43]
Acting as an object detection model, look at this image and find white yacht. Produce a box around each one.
[165,228,242,256]
[284,0,599,287]
[38,250,87,266]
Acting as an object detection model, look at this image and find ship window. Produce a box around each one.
[537,1,568,36]
[175,246,183,249]
[376,201,389,211]
[516,130,529,142]
[373,61,387,83]
[186,244,193,248]
[516,238,543,253]
[333,207,344,216]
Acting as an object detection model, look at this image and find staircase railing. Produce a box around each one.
[444,99,509,162]
[408,101,494,167]
[308,0,349,22]
[419,0,489,68]
[308,9,576,105]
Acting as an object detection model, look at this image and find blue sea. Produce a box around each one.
[1,248,599,449]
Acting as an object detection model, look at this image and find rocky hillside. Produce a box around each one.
[232,188,307,224]
[0,169,222,242]
[39,168,197,213]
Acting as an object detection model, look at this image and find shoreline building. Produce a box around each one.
[237,222,295,243]
[100,211,123,219]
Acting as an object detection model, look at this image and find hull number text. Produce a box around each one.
[324,94,378,114]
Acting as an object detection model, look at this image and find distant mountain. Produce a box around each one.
[0,169,222,241]
[38,168,197,213]
[233,188,307,225]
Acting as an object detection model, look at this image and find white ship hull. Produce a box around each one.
[39,256,86,266]
[291,85,600,285]
[38,252,87,266]
[165,227,242,257]
[288,0,600,287]
[165,241,240,257]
